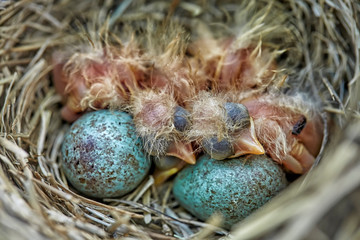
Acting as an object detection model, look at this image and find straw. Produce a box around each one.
[0,0,359,239]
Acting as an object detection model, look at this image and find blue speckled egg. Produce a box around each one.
[61,110,150,198]
[173,154,288,229]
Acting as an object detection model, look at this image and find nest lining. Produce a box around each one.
[0,0,360,239]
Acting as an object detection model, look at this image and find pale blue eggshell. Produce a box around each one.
[61,110,150,198]
[173,154,288,229]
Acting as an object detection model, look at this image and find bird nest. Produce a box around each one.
[0,0,359,239]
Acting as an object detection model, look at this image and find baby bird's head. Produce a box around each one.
[188,91,264,160]
[130,90,195,183]
[241,92,324,174]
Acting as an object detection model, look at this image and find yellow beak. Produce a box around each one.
[229,117,265,158]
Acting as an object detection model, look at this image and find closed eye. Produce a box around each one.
[224,102,250,131]
[292,116,307,135]
[174,106,190,132]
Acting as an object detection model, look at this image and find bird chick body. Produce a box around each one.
[188,35,323,174]
[240,92,324,174]
[129,57,199,184]
[188,37,279,94]
[52,43,146,122]
[54,20,324,180]
[53,28,202,184]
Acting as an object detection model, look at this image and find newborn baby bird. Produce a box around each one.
[127,31,209,184]
[130,90,195,184]
[240,92,324,174]
[187,37,279,94]
[52,43,145,122]
[188,36,323,174]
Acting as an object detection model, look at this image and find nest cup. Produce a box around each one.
[0,1,359,239]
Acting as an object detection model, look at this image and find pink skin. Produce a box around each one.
[219,48,256,89]
[217,46,277,92]
[243,97,324,174]
[188,38,276,93]
[137,100,170,131]
[52,49,144,122]
[149,66,198,106]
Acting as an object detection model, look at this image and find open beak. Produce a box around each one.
[166,141,196,164]
[229,117,265,158]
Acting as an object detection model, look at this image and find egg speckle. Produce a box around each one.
[173,154,288,229]
[61,110,150,198]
